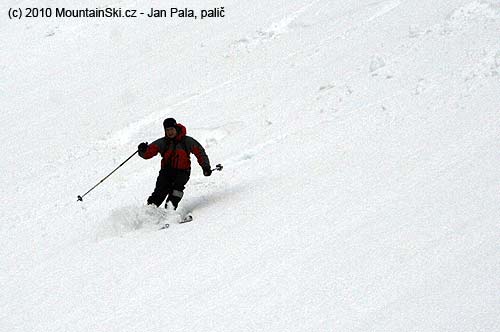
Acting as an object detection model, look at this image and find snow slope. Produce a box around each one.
[1,0,499,331]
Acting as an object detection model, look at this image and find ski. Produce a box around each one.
[180,213,193,223]
[159,213,193,230]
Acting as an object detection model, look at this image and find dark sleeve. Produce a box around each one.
[186,136,210,169]
[139,138,163,159]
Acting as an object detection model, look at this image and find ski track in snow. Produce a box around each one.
[95,0,457,173]
[99,78,239,146]
[231,0,322,52]
[284,0,405,59]
[97,0,459,160]
[367,0,402,22]
[257,0,322,39]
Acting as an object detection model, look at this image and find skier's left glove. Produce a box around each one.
[203,166,212,177]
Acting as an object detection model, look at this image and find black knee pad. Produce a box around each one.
[166,190,183,209]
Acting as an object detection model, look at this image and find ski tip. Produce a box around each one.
[159,223,170,230]
[179,214,193,223]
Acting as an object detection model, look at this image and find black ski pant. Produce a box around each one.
[147,168,190,209]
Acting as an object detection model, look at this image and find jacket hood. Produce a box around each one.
[174,123,187,141]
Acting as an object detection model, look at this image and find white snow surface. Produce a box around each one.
[1,0,499,331]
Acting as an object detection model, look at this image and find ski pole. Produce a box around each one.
[77,150,138,202]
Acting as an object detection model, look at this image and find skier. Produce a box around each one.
[137,118,211,209]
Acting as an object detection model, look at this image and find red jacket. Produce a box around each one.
[139,124,210,170]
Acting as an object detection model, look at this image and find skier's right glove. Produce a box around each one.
[138,142,148,153]
[203,166,212,177]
